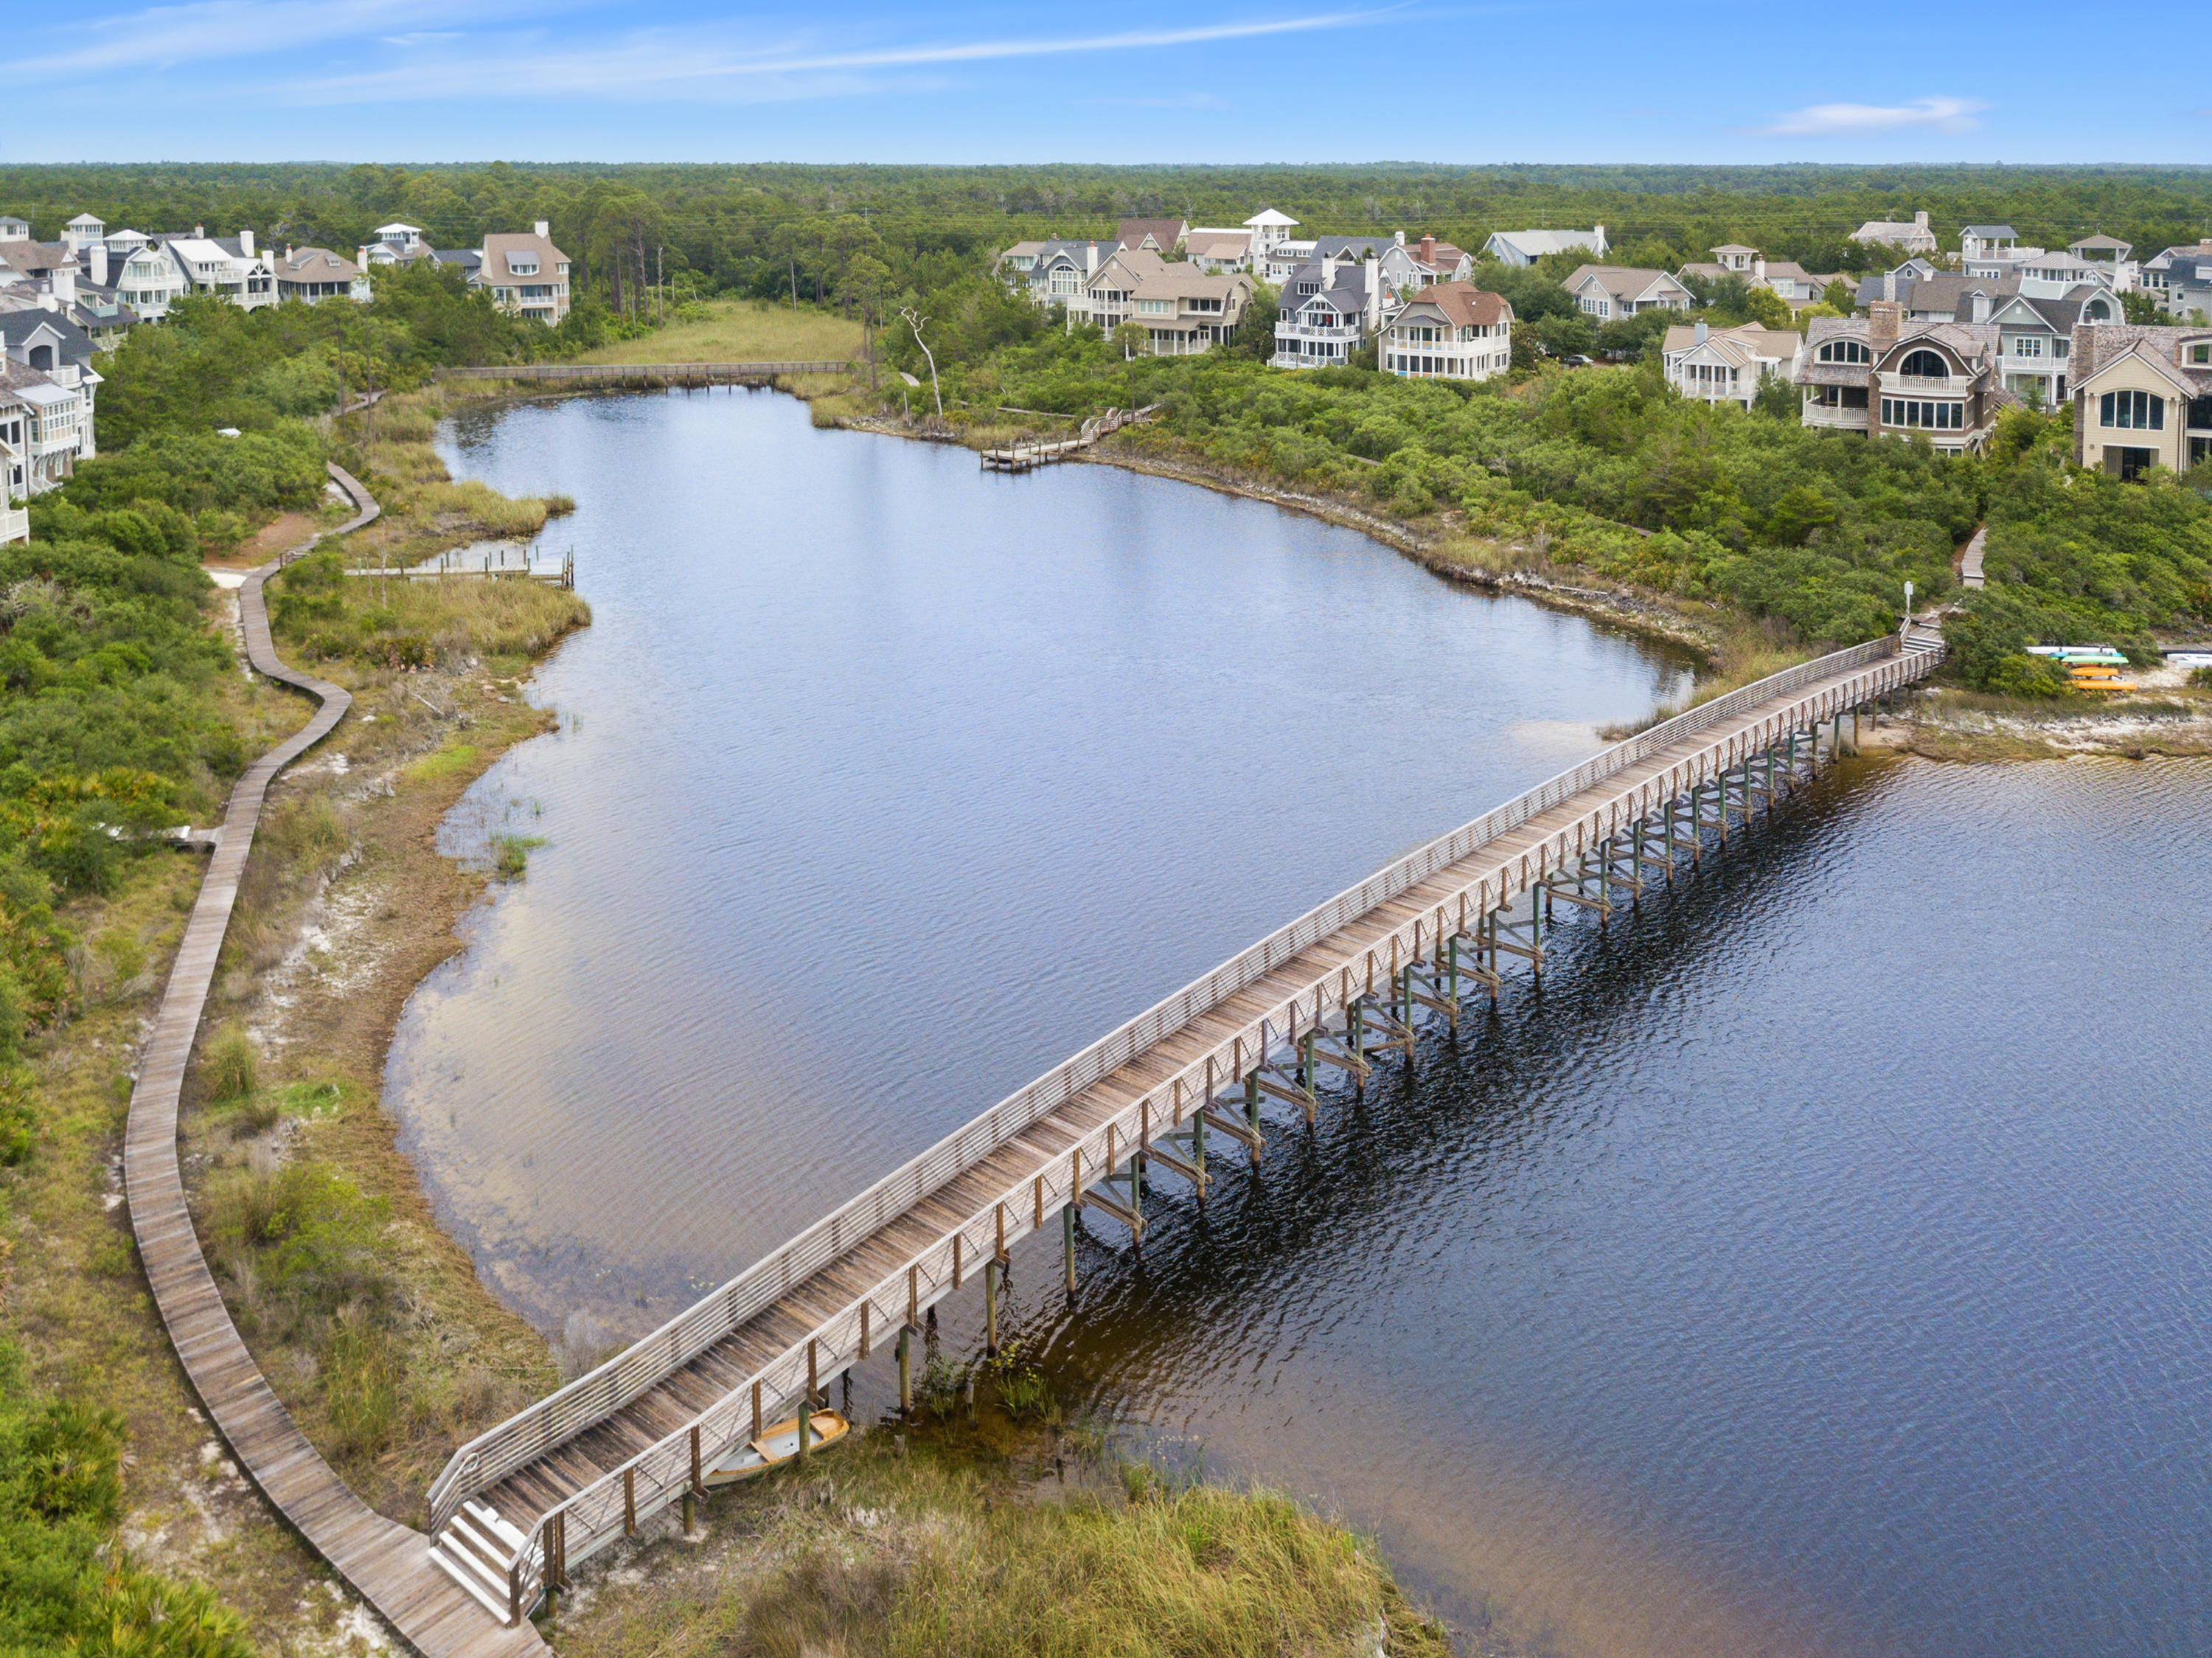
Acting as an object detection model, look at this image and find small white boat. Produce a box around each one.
[703,1410,850,1486]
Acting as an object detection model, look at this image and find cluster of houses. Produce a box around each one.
[1003,209,1511,383]
[0,210,572,521]
[997,205,2211,476]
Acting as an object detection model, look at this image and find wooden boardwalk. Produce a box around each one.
[980,403,1157,471]
[439,361,851,388]
[126,465,549,1658]
[425,624,1947,1625]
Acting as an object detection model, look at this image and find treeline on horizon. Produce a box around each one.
[6,161,2211,311]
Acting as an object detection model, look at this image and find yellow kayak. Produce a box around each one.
[703,1410,849,1485]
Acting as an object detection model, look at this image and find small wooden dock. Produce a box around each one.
[424,623,1947,1628]
[439,361,852,389]
[981,404,1158,472]
[127,464,550,1658]
[346,547,575,589]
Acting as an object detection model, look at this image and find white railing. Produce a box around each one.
[431,633,1946,1617]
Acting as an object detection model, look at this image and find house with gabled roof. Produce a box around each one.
[1015,239,1115,308]
[2138,240,2212,319]
[1068,247,1167,336]
[274,246,368,304]
[475,224,571,322]
[1273,252,1386,369]
[158,229,276,310]
[1484,226,1607,267]
[1851,211,1938,254]
[1986,287,2118,408]
[2068,324,2212,477]
[1380,282,1512,381]
[1662,320,1802,409]
[1183,229,1253,273]
[1243,208,1299,257]
[0,310,101,496]
[1565,264,1691,320]
[1127,263,1251,355]
[1116,218,1186,257]
[1796,302,2006,454]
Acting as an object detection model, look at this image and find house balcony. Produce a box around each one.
[0,499,25,544]
[1879,372,1961,393]
[1804,402,1870,430]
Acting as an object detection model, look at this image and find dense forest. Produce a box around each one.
[4,162,2211,318]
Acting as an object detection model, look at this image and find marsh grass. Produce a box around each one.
[203,1021,258,1103]
[491,834,546,878]
[563,1432,1447,1658]
[574,299,863,366]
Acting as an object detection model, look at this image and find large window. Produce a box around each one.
[1817,339,1871,364]
[1899,349,1949,378]
[2100,389,2164,429]
[2186,396,2212,431]
[2009,335,2044,358]
[1881,398,1963,429]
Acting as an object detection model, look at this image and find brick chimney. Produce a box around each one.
[1870,300,1905,344]
[1418,234,1436,265]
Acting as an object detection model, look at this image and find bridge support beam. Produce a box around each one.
[898,1325,912,1415]
[984,1259,999,1356]
[1062,1204,1077,1297]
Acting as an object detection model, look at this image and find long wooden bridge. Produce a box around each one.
[439,361,852,389]
[421,622,1947,1626]
[980,403,1158,472]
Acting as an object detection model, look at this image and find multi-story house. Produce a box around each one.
[1243,208,1300,263]
[1483,226,1607,267]
[1851,210,1939,254]
[60,214,105,254]
[2069,324,2212,478]
[474,225,571,322]
[1015,240,1114,308]
[1068,247,1166,336]
[156,228,275,309]
[0,311,101,495]
[1272,254,1382,369]
[2138,240,2212,319]
[1379,282,1512,381]
[1662,320,1803,409]
[1984,288,2116,408]
[274,246,369,303]
[1402,234,1472,287]
[1796,303,2003,454]
[91,235,185,319]
[1127,265,1251,355]
[1565,264,1692,319]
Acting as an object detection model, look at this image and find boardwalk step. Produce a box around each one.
[439,1515,515,1589]
[465,1499,529,1552]
[428,1541,515,1624]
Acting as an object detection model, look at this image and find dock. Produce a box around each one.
[981,404,1158,472]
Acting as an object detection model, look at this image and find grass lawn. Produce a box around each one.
[577,299,864,366]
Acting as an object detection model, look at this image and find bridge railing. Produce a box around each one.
[437,361,855,380]
[428,631,1921,1539]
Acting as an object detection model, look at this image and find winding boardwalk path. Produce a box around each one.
[1960,524,1988,590]
[124,465,549,1658]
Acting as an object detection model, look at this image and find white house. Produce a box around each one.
[1661,319,1802,409]
[1958,223,2020,261]
[0,311,100,496]
[1244,208,1300,259]
[88,236,184,320]
[1484,226,1607,268]
[1380,282,1512,381]
[361,223,439,266]
[1183,229,1253,273]
[1851,211,1939,254]
[157,229,275,310]
[1565,264,1692,319]
[1676,247,1846,314]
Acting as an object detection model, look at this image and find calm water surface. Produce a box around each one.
[395,389,2211,1658]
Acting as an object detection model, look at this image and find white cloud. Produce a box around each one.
[281,11,1396,103]
[27,0,537,72]
[1759,96,1984,136]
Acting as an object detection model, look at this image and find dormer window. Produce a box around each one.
[1899,349,1949,378]
[1817,339,1871,364]
[2189,341,2212,365]
[509,257,539,276]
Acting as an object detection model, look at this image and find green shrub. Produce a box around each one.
[2190,665,2212,689]
[1985,653,2070,698]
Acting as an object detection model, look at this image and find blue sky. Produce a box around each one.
[10,0,2211,164]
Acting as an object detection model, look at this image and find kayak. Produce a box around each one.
[703,1410,850,1485]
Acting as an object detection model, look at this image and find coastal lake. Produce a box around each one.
[396,387,2212,1658]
